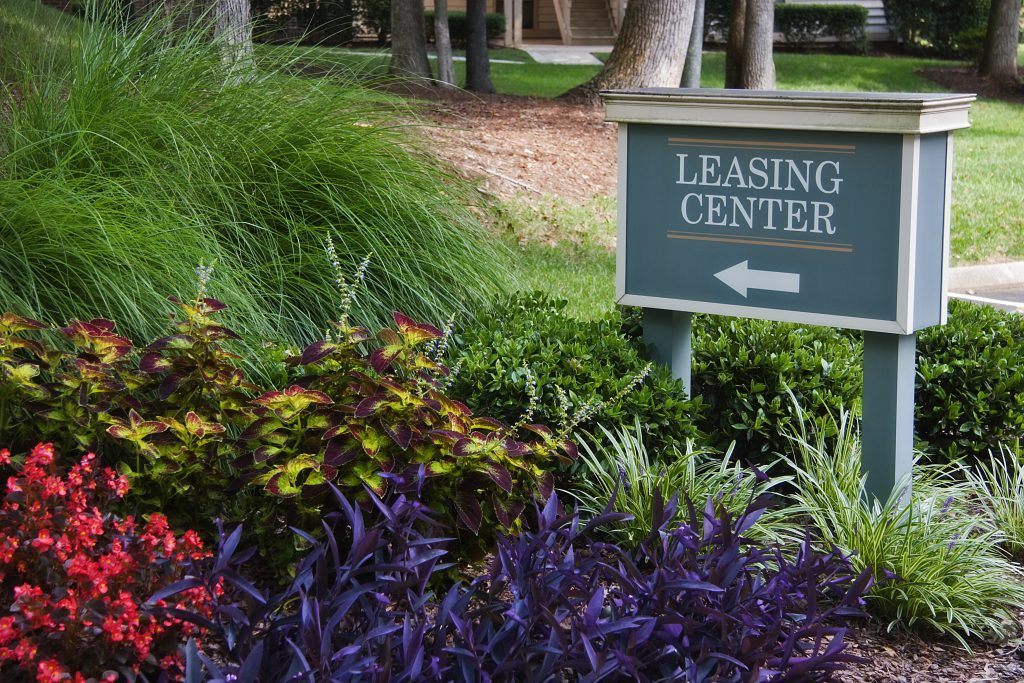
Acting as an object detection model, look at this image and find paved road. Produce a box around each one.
[951,288,1024,312]
[977,287,1024,304]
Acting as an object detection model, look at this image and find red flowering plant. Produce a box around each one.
[0,443,213,682]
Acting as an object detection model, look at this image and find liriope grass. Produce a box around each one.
[0,0,510,350]
[967,445,1024,560]
[786,411,1024,646]
[565,421,795,548]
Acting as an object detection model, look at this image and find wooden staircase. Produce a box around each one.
[568,0,616,46]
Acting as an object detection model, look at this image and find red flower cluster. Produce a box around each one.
[0,443,214,682]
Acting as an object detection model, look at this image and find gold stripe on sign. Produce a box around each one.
[667,231,854,253]
[667,137,857,152]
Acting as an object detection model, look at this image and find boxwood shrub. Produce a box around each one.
[452,293,704,455]
[775,4,869,53]
[619,307,862,463]
[425,11,506,47]
[461,295,1024,469]
[916,299,1024,462]
[691,316,863,461]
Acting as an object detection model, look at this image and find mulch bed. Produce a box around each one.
[417,92,616,201]
[843,619,1024,682]
[920,66,1024,104]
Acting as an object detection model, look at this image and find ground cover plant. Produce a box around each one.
[0,0,509,349]
[171,488,871,682]
[967,445,1024,560]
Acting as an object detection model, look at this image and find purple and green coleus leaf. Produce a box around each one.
[252,385,333,421]
[106,409,169,450]
[0,312,46,336]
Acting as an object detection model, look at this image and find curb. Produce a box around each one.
[948,261,1024,292]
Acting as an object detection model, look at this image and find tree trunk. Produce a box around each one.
[465,0,494,92]
[725,0,746,88]
[980,0,1022,82]
[435,0,456,86]
[389,0,432,79]
[214,0,252,72]
[740,0,774,89]
[681,0,706,87]
[564,0,695,103]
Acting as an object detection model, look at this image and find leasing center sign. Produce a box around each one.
[602,89,975,334]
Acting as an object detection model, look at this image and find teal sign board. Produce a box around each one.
[620,124,950,333]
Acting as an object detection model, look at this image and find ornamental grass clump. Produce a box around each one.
[0,0,508,347]
[966,444,1024,559]
[786,411,1024,645]
[566,420,795,548]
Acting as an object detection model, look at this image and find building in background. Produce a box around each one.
[425,0,891,48]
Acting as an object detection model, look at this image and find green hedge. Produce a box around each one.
[453,293,704,457]
[459,295,1024,468]
[775,4,869,53]
[425,11,506,48]
[882,0,990,57]
[916,299,1024,461]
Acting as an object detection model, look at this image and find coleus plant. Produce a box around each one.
[0,285,577,556]
[170,487,871,682]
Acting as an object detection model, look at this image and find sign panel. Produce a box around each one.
[622,124,916,331]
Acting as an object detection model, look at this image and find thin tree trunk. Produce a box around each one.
[465,0,494,92]
[980,0,1022,81]
[564,0,695,103]
[389,0,432,79]
[725,0,746,88]
[214,0,252,72]
[681,0,705,87]
[435,0,456,86]
[740,0,775,89]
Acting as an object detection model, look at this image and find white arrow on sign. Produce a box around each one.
[714,260,801,298]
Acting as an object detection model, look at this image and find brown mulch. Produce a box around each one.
[920,66,1024,104]
[415,92,615,201]
[843,620,1024,682]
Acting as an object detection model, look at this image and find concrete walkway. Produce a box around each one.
[522,44,613,66]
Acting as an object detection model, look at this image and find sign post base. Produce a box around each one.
[642,308,692,397]
[862,332,916,505]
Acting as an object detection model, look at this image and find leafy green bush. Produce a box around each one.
[775,4,869,53]
[452,293,704,456]
[688,316,862,462]
[952,25,989,62]
[0,1,508,349]
[882,0,990,56]
[916,299,1024,462]
[425,11,506,47]
[787,411,1024,645]
[566,421,793,548]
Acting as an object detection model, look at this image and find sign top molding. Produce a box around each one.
[601,89,976,135]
